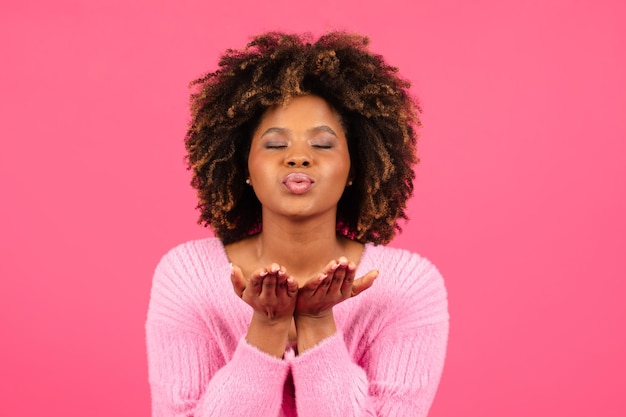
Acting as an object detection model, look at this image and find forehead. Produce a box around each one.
[254,95,345,134]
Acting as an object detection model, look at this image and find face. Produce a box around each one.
[247,95,352,221]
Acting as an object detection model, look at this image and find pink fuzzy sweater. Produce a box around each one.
[146,238,449,417]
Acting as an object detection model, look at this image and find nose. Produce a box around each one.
[286,156,310,167]
[285,144,311,167]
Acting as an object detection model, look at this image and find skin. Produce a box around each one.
[226,95,379,357]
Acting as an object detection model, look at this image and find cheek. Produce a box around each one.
[340,153,352,179]
[247,152,263,181]
[328,157,351,187]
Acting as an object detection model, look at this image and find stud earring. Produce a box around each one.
[347,180,353,186]
[245,178,251,185]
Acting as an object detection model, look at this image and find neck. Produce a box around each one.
[254,214,347,281]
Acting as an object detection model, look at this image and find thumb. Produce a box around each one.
[230,263,246,297]
[351,270,378,297]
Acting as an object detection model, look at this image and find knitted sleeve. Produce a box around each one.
[289,250,449,417]
[146,244,290,417]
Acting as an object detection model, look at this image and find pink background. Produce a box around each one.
[1,0,625,415]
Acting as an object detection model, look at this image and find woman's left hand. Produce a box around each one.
[295,257,378,319]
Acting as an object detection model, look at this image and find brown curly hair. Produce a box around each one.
[185,31,421,245]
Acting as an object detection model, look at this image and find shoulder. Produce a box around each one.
[361,244,449,326]
[363,244,442,283]
[148,238,231,323]
[147,238,226,333]
[152,237,228,289]
[156,237,226,271]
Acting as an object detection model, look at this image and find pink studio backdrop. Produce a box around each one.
[1,0,625,416]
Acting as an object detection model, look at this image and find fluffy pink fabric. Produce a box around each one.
[147,238,448,416]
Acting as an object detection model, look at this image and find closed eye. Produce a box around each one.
[265,144,287,149]
[311,141,334,149]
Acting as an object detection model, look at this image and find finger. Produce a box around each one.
[351,270,379,297]
[275,266,288,296]
[301,272,328,296]
[311,259,338,295]
[286,276,298,297]
[319,273,332,292]
[248,268,268,296]
[268,263,281,275]
[328,257,348,293]
[260,264,280,298]
[322,259,339,273]
[340,262,357,296]
[230,264,246,297]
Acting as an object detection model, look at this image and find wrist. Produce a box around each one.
[252,310,292,328]
[294,312,337,353]
[247,312,291,358]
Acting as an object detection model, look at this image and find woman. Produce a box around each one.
[146,31,449,417]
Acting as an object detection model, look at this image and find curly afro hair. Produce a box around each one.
[185,31,421,245]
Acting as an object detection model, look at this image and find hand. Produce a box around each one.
[295,257,378,319]
[231,263,299,322]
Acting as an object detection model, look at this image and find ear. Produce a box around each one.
[346,167,355,187]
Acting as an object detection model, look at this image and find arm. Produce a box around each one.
[290,257,449,417]
[294,257,377,353]
[231,263,299,358]
[146,251,292,417]
[290,323,448,417]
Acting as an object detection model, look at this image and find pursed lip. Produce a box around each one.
[282,172,315,194]
[282,172,314,185]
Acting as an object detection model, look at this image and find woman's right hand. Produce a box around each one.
[231,263,299,322]
[231,263,299,357]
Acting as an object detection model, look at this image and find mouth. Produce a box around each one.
[282,173,314,195]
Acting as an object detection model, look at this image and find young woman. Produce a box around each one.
[146,31,449,417]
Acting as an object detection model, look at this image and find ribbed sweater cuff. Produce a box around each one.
[233,336,291,381]
[197,337,290,416]
[290,332,369,416]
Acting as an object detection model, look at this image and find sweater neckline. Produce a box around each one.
[211,237,373,277]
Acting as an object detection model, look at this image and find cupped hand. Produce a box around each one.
[295,257,378,319]
[231,263,299,321]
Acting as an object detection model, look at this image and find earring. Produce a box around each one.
[245,178,251,185]
[347,180,353,186]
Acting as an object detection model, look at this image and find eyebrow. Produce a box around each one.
[260,125,339,138]
[308,125,338,137]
